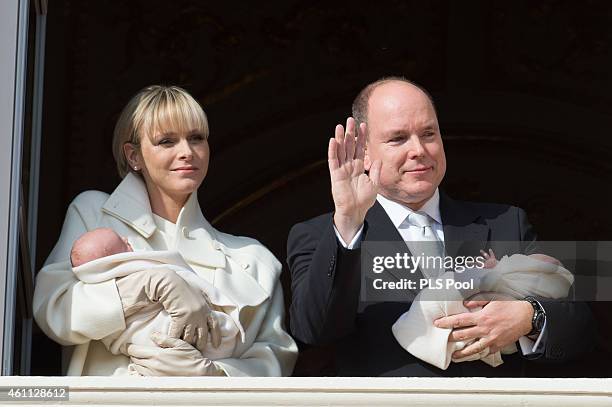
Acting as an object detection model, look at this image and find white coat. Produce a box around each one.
[33,173,298,376]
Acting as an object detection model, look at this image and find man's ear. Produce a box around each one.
[123,142,140,169]
[364,146,372,171]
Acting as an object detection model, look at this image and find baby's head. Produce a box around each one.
[530,253,562,266]
[71,228,132,267]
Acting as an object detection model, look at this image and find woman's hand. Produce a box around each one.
[127,332,225,376]
[115,268,221,350]
[329,117,381,243]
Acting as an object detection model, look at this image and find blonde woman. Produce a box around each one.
[33,85,297,376]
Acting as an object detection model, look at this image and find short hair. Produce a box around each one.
[351,76,437,127]
[112,85,209,178]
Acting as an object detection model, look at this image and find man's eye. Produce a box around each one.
[422,132,435,138]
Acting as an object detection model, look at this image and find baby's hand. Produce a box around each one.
[480,249,498,268]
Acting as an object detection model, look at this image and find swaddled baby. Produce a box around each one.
[392,250,574,370]
[70,228,243,366]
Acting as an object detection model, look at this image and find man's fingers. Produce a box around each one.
[345,117,355,137]
[335,124,346,164]
[355,122,367,160]
[345,117,356,159]
[345,128,356,161]
[434,312,476,329]
[452,338,490,359]
[447,326,482,342]
[464,299,490,308]
[208,314,222,348]
[369,159,382,187]
[328,138,339,172]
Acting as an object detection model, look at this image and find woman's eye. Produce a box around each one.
[190,134,205,142]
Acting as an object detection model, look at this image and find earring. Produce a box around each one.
[133,166,139,171]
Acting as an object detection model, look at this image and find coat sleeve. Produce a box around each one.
[32,192,126,346]
[515,206,596,363]
[214,280,298,376]
[286,215,362,345]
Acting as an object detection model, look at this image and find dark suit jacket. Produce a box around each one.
[287,193,596,377]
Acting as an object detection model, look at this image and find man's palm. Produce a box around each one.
[328,118,381,242]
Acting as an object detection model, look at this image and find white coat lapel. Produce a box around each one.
[101,173,156,238]
[176,194,269,309]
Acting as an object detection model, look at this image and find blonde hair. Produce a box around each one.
[112,85,209,178]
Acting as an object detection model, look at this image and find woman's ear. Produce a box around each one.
[123,142,140,170]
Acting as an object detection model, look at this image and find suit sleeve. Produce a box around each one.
[517,207,597,362]
[32,193,126,346]
[287,215,362,345]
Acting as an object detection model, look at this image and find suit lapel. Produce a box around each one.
[363,201,423,282]
[440,192,490,258]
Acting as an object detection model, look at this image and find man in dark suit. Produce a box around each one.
[287,77,595,376]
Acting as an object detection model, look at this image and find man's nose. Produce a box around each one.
[406,135,425,159]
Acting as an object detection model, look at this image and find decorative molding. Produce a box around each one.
[0,377,610,406]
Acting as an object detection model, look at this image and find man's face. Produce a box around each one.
[364,82,446,209]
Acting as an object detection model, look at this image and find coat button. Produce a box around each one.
[241,263,249,270]
[182,227,189,238]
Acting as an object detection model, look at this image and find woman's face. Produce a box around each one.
[134,128,210,204]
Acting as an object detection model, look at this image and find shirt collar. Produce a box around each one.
[376,188,442,228]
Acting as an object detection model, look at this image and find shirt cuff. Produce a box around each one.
[518,320,547,356]
[333,224,364,249]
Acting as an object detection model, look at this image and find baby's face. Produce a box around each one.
[71,228,132,267]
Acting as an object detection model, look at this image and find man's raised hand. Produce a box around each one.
[328,117,381,243]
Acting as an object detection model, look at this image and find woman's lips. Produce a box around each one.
[172,167,198,173]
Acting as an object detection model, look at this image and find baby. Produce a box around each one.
[71,228,133,267]
[392,248,573,370]
[69,228,242,369]
[481,248,562,268]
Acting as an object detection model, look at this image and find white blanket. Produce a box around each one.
[72,250,244,361]
[391,254,574,369]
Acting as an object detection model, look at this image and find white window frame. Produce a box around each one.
[0,0,28,376]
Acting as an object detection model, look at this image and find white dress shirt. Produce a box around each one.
[332,188,545,356]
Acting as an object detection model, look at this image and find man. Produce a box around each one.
[287,77,595,376]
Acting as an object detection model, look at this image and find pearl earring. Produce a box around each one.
[134,166,139,171]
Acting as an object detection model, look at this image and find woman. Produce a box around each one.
[33,85,297,376]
